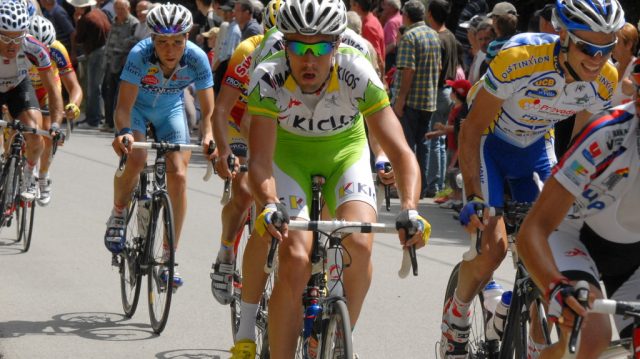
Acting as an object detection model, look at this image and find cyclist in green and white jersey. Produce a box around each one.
[228,0,430,357]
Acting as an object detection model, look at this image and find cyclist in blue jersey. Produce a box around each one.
[440,0,625,357]
[104,3,215,288]
[228,0,431,357]
[517,58,640,358]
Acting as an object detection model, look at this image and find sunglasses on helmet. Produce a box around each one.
[567,31,616,58]
[285,40,336,57]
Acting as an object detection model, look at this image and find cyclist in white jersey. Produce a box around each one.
[440,0,625,357]
[228,0,430,357]
[517,58,640,358]
[0,0,63,201]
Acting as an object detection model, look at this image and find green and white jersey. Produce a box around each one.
[247,44,389,137]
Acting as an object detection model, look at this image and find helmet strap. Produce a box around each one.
[560,34,583,82]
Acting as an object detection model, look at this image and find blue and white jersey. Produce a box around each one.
[553,102,640,244]
[120,38,213,108]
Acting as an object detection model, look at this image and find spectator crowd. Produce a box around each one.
[39,0,640,213]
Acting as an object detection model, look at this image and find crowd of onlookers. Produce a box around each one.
[41,0,639,213]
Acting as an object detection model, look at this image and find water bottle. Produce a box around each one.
[482,280,504,340]
[137,194,151,236]
[492,291,512,340]
[326,246,343,297]
[304,300,321,337]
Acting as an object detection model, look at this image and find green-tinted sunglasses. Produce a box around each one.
[285,40,336,57]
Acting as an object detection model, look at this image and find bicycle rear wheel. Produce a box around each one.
[443,262,499,359]
[147,192,175,334]
[17,198,35,252]
[120,195,142,317]
[320,298,352,359]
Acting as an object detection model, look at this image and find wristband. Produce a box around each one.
[116,127,133,137]
[545,277,571,300]
[375,155,390,171]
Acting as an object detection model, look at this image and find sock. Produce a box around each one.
[217,242,235,263]
[38,171,48,181]
[235,301,259,342]
[447,290,471,327]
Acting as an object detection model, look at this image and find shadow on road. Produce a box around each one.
[0,237,24,255]
[155,349,230,359]
[0,312,157,341]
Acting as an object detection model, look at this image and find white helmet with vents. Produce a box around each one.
[146,3,193,36]
[277,0,347,36]
[0,0,30,32]
[29,15,56,46]
[552,0,624,34]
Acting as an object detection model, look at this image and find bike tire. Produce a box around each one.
[443,262,498,359]
[120,195,142,318]
[230,217,251,339]
[19,199,35,252]
[147,192,175,334]
[320,298,353,359]
[1,158,17,232]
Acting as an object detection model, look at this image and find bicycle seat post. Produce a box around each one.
[310,175,325,264]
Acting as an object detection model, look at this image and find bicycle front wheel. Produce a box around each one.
[444,262,499,359]
[1,158,18,232]
[18,199,35,252]
[120,195,142,317]
[147,192,175,334]
[320,298,352,359]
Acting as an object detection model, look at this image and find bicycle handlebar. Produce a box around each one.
[0,119,65,156]
[462,207,499,261]
[264,220,412,279]
[116,139,205,177]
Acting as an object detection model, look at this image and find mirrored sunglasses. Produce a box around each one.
[285,40,335,57]
[568,31,616,58]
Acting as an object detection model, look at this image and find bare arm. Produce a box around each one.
[212,84,242,177]
[366,106,420,210]
[196,87,215,152]
[248,114,279,209]
[39,68,63,126]
[459,87,504,199]
[517,176,576,292]
[59,71,83,110]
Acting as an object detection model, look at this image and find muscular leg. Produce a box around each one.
[269,229,313,359]
[165,150,191,247]
[19,110,44,166]
[336,200,376,326]
[39,114,53,175]
[455,216,508,303]
[218,161,253,262]
[113,132,147,209]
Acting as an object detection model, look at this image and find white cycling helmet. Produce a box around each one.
[146,3,193,36]
[277,0,347,36]
[552,0,624,34]
[0,0,30,32]
[29,15,55,46]
[263,0,281,31]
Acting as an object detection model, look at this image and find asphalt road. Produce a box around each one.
[0,129,515,359]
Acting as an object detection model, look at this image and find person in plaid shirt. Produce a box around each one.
[391,0,441,198]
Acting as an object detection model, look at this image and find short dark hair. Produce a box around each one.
[353,0,374,12]
[495,14,518,38]
[428,0,450,25]
[402,0,424,23]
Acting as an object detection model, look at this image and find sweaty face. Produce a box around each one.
[285,33,338,94]
[153,34,187,71]
[563,29,616,82]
